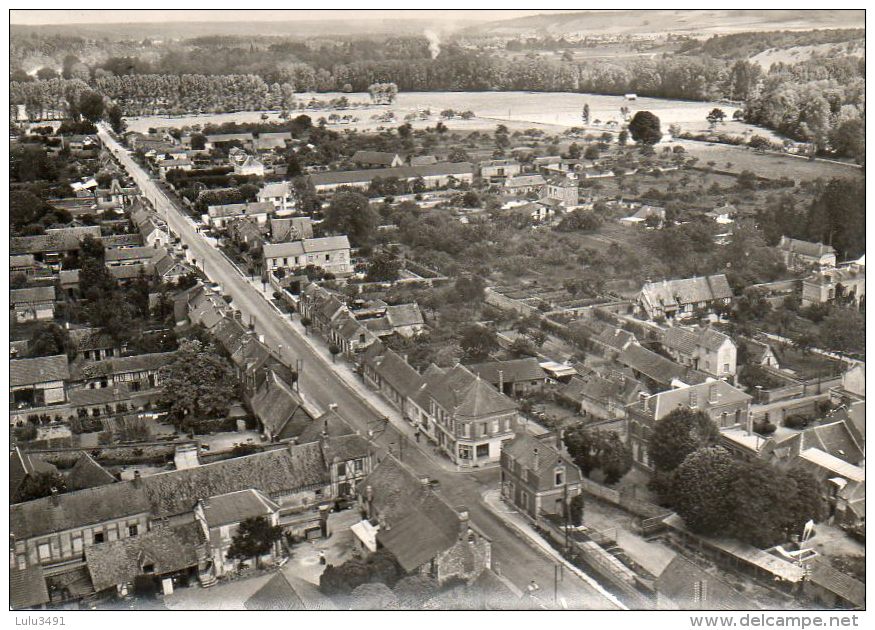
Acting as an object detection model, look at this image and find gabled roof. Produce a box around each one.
[73,352,175,380]
[67,452,117,491]
[777,236,836,258]
[360,456,468,573]
[85,522,204,592]
[385,303,424,329]
[618,345,696,386]
[655,555,755,610]
[373,350,424,398]
[68,327,118,352]
[10,565,50,610]
[640,274,733,309]
[648,380,752,420]
[468,358,546,385]
[504,174,546,188]
[10,254,35,268]
[663,326,733,355]
[798,420,864,466]
[352,150,401,165]
[259,181,292,198]
[798,448,864,483]
[10,355,70,387]
[68,383,131,407]
[296,408,356,444]
[250,371,313,440]
[309,163,473,187]
[807,559,865,609]
[263,235,350,259]
[502,432,579,478]
[104,246,156,262]
[10,286,55,304]
[208,201,273,219]
[201,488,279,528]
[244,572,337,610]
[10,448,58,499]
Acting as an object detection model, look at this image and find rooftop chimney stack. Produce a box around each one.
[498,370,505,394]
[456,506,470,540]
[533,447,540,471]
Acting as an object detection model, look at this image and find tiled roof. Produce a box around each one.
[73,352,175,380]
[360,456,466,573]
[68,383,132,407]
[502,432,577,476]
[645,380,751,420]
[68,327,117,352]
[656,556,755,610]
[85,522,204,592]
[799,420,864,465]
[245,572,337,610]
[11,286,55,304]
[618,345,697,386]
[504,175,546,188]
[264,235,350,259]
[807,559,865,608]
[640,274,733,309]
[67,452,117,491]
[373,350,424,398]
[798,448,864,483]
[352,150,401,165]
[385,303,424,329]
[10,254,35,267]
[250,371,313,440]
[309,162,473,187]
[321,433,370,464]
[259,181,292,198]
[11,481,152,539]
[468,358,546,385]
[206,133,254,142]
[212,316,250,356]
[102,234,143,248]
[208,201,273,218]
[11,226,102,254]
[201,488,279,528]
[270,217,313,241]
[10,565,50,610]
[777,237,835,258]
[10,354,70,387]
[59,269,80,286]
[296,408,356,444]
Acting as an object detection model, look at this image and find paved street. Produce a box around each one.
[98,125,618,609]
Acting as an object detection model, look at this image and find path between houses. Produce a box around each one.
[481,489,627,610]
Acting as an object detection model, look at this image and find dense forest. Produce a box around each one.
[9,30,865,158]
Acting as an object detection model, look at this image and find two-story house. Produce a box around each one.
[10,286,55,322]
[257,181,295,212]
[500,432,583,521]
[662,326,737,380]
[10,355,69,422]
[637,274,733,321]
[263,236,352,276]
[425,365,518,467]
[776,237,837,271]
[626,380,753,470]
[479,159,521,182]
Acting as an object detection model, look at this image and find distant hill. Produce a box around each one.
[465,10,865,37]
[10,18,469,41]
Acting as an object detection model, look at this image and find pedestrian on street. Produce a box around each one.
[414,427,421,443]
[319,551,326,565]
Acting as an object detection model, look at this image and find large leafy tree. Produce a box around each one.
[672,447,738,534]
[649,408,720,474]
[15,472,68,503]
[458,324,498,360]
[727,459,798,547]
[563,427,632,484]
[365,249,401,282]
[323,190,378,248]
[29,323,74,359]
[226,516,283,569]
[628,111,662,146]
[819,309,865,354]
[158,340,238,429]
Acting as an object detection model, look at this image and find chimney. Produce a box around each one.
[50,488,60,507]
[456,506,470,540]
[555,429,563,451]
[533,447,540,471]
[498,370,504,394]
[133,470,142,488]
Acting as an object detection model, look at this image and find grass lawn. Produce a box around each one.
[772,344,843,380]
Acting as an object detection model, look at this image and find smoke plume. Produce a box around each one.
[424,29,441,59]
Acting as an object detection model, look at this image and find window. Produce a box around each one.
[723,363,730,373]
[325,254,330,261]
[492,420,499,433]
[72,537,83,553]
[458,445,472,460]
[555,468,565,487]
[38,543,51,561]
[480,422,488,436]
[93,532,105,544]
[143,563,155,574]
[476,444,489,458]
[128,525,139,537]
[354,459,364,472]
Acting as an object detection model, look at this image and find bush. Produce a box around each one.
[784,414,811,430]
[753,419,777,436]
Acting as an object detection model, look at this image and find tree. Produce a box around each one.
[459,324,498,360]
[649,408,720,474]
[563,427,632,484]
[736,170,757,190]
[706,108,726,128]
[568,494,585,527]
[324,190,378,248]
[105,103,125,134]
[226,516,283,569]
[672,447,738,534]
[583,145,600,161]
[618,129,629,146]
[451,275,485,304]
[190,133,207,150]
[819,309,865,354]
[785,467,828,536]
[30,323,73,359]
[15,472,69,503]
[748,135,771,153]
[628,111,662,145]
[728,459,799,548]
[366,250,401,282]
[328,343,341,363]
[320,549,404,596]
[158,340,238,430]
[77,91,105,123]
[447,147,470,163]
[36,67,59,81]
[829,118,864,164]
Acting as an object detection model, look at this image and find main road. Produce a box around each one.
[97,125,620,609]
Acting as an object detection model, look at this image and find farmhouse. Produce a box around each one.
[308,162,474,193]
[479,159,522,181]
[351,151,403,168]
[637,274,733,320]
[207,201,273,229]
[661,326,737,379]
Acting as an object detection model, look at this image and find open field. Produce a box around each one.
[126,90,738,133]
